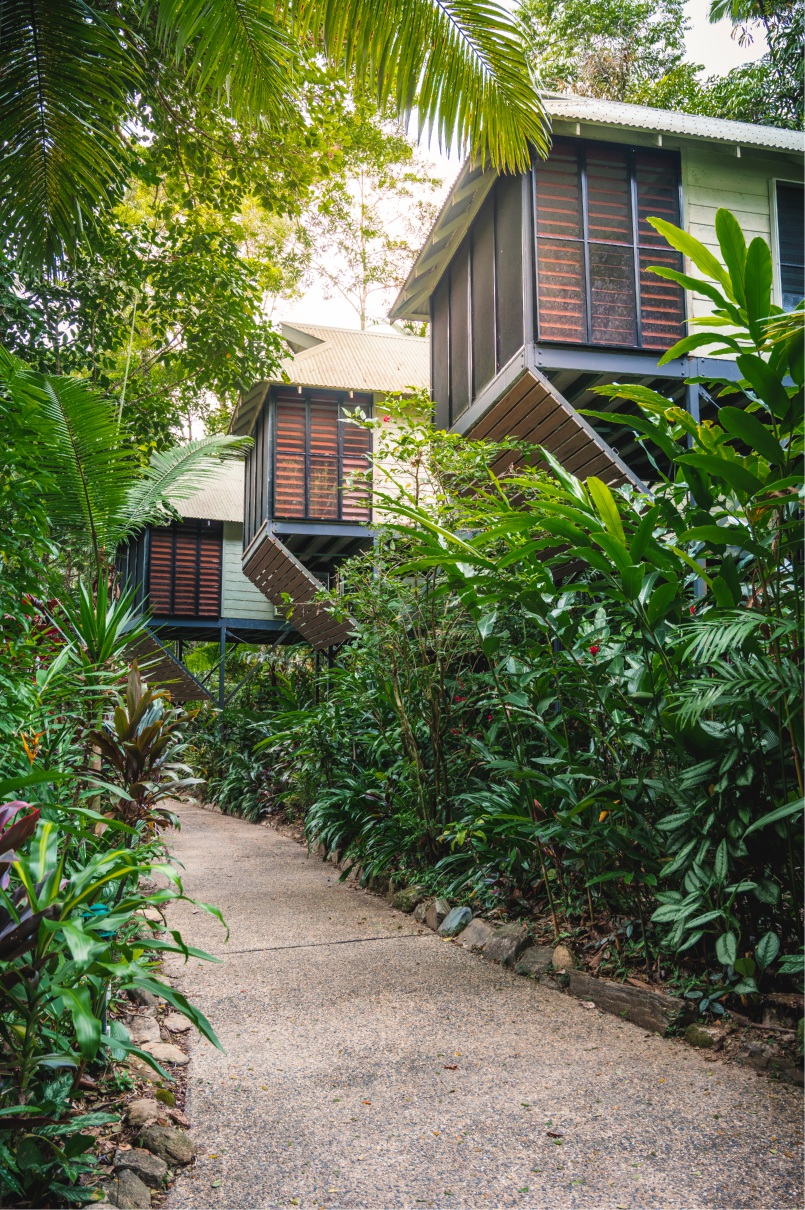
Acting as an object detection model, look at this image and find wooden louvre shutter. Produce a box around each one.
[341,399,371,522]
[308,398,339,518]
[535,141,586,342]
[148,530,174,613]
[586,148,637,347]
[275,396,306,517]
[534,142,684,352]
[197,524,223,616]
[147,521,222,617]
[635,155,684,348]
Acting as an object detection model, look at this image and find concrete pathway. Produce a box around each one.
[164,804,802,1210]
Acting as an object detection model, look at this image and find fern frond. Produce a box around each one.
[673,656,801,725]
[678,611,796,664]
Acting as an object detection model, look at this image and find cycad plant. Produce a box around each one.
[0,347,249,580]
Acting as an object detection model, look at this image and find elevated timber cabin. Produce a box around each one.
[390,95,804,487]
[117,462,295,703]
[230,322,430,650]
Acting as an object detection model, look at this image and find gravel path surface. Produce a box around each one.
[164,803,802,1210]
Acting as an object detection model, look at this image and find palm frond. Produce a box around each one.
[678,611,796,664]
[118,435,253,541]
[299,0,549,170]
[0,0,139,271]
[673,655,801,725]
[151,0,297,122]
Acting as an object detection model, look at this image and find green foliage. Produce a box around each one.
[518,0,697,106]
[0,347,249,577]
[0,0,547,274]
[247,214,802,1008]
[0,585,225,1204]
[517,0,803,129]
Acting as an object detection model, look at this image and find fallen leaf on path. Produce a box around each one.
[444,1065,458,1071]
[546,1131,563,1139]
[362,1099,372,1105]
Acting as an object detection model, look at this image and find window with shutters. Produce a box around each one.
[272,391,372,522]
[534,140,685,350]
[147,520,222,617]
[776,181,804,311]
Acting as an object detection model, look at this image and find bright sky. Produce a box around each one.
[280,0,767,332]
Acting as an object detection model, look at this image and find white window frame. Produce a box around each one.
[769,177,805,309]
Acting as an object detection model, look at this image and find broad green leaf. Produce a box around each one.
[647,217,734,295]
[754,930,780,970]
[658,329,742,367]
[716,930,738,966]
[718,406,784,464]
[735,354,793,422]
[587,477,626,544]
[646,580,678,628]
[732,977,758,995]
[714,208,747,306]
[630,505,659,563]
[744,238,773,334]
[743,797,803,837]
[620,565,643,601]
[57,986,101,1060]
[676,453,765,498]
[647,267,736,317]
[713,839,728,883]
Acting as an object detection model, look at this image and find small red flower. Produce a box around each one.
[382,415,390,423]
[689,605,696,615]
[589,644,600,655]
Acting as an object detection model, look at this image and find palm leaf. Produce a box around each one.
[0,0,140,271]
[118,435,252,541]
[150,0,296,122]
[301,0,549,169]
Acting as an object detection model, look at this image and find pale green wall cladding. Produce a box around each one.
[221,522,275,620]
[681,146,801,321]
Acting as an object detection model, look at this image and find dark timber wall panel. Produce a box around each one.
[431,277,450,428]
[471,194,496,396]
[495,172,524,367]
[449,239,471,419]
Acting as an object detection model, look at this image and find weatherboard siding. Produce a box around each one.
[221,523,275,620]
[681,147,794,320]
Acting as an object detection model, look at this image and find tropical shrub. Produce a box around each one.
[252,211,803,1009]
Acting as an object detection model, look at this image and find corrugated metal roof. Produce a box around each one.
[278,322,429,392]
[390,94,804,321]
[166,461,244,523]
[547,94,804,153]
[230,322,430,435]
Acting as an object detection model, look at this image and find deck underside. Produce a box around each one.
[467,366,647,490]
[243,525,354,650]
[126,629,213,703]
